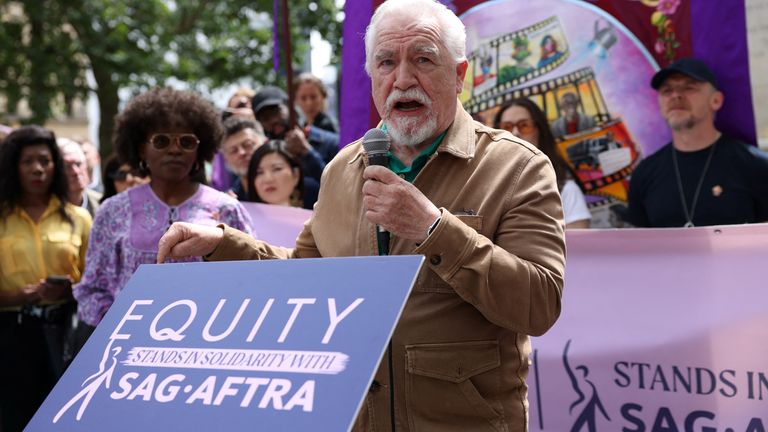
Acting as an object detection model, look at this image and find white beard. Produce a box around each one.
[383,88,437,147]
[387,115,437,147]
[225,162,247,178]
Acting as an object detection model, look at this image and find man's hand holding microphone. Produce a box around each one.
[156,128,441,263]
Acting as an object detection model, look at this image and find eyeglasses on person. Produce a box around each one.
[148,133,200,152]
[499,119,537,135]
[109,167,147,181]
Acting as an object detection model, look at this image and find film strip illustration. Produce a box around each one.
[466,67,605,119]
[462,66,641,204]
[586,197,614,210]
[558,119,640,202]
[463,16,570,106]
[578,159,638,195]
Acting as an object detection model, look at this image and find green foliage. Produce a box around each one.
[0,0,341,156]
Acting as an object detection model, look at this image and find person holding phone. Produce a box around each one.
[0,125,92,431]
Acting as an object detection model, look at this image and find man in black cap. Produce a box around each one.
[625,57,768,227]
[251,86,337,182]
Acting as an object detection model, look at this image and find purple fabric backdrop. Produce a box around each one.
[340,1,373,148]
[691,0,756,145]
[529,223,768,430]
[339,1,757,146]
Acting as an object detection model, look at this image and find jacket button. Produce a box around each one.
[429,255,441,266]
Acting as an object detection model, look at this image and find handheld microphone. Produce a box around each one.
[362,128,390,167]
[362,128,391,254]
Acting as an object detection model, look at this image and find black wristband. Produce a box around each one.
[427,215,441,237]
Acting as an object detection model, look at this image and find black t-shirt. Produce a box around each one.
[626,135,768,227]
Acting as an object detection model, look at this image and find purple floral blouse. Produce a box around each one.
[73,184,253,326]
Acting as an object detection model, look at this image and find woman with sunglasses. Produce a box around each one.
[493,98,591,228]
[100,154,151,203]
[74,88,253,328]
[0,125,92,431]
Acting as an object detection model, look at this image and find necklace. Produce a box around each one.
[671,140,718,228]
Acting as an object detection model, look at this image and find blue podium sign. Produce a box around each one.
[28,256,423,431]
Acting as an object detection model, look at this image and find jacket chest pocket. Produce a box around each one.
[405,340,506,432]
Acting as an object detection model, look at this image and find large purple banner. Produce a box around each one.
[341,1,756,146]
[530,224,768,431]
[241,202,311,248]
[207,203,768,429]
[229,204,768,429]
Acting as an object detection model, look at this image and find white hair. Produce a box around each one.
[364,0,467,76]
[57,137,86,162]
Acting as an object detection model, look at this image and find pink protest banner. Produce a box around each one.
[241,202,311,248]
[530,223,768,431]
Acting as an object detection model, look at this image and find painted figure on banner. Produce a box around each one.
[509,36,534,78]
[460,1,665,228]
[157,0,566,430]
[551,92,597,139]
[624,58,768,227]
[563,340,611,432]
[538,35,564,68]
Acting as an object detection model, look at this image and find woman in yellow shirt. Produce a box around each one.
[0,125,92,432]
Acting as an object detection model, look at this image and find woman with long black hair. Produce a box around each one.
[493,98,592,228]
[0,125,92,431]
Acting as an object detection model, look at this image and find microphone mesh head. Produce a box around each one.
[362,128,391,153]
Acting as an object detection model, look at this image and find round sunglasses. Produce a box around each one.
[498,119,537,135]
[148,133,200,152]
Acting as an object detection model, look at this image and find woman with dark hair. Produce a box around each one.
[74,88,253,328]
[493,98,591,228]
[100,153,151,203]
[246,140,318,209]
[537,35,563,68]
[0,125,92,431]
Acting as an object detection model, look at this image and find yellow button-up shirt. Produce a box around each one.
[0,196,92,310]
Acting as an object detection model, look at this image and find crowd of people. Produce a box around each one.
[1,0,767,430]
[0,75,341,430]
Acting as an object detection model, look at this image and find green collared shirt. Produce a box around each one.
[376,125,446,255]
[381,124,446,183]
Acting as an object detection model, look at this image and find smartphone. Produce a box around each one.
[46,275,70,285]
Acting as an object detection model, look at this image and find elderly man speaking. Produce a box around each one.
[158,0,565,430]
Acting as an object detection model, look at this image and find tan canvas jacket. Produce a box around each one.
[209,103,566,432]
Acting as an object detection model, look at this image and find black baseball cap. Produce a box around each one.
[651,58,719,90]
[251,86,288,115]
